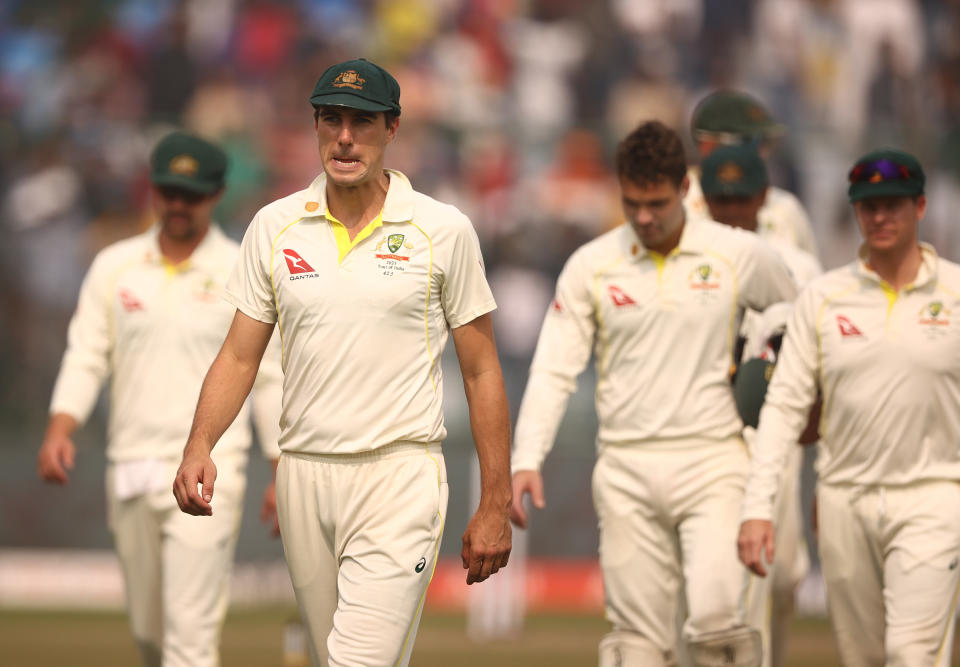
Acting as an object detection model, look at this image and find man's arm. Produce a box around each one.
[173,310,274,516]
[451,313,512,585]
[251,326,283,536]
[38,413,79,485]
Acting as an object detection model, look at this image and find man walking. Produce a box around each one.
[172,58,512,666]
[38,131,283,666]
[739,149,960,666]
[511,121,797,666]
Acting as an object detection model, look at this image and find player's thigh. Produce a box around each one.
[593,450,681,650]
[328,449,448,666]
[677,450,748,635]
[884,481,960,667]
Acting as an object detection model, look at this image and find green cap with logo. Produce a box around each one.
[847,148,925,202]
[309,58,401,115]
[150,132,227,194]
[692,90,784,142]
[701,144,768,197]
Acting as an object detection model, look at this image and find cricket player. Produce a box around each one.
[686,90,818,257]
[37,132,283,667]
[510,121,798,667]
[739,149,960,666]
[700,144,822,667]
[172,58,512,667]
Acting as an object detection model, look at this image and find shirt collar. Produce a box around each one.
[145,222,224,271]
[301,169,415,223]
[621,208,710,262]
[855,242,939,290]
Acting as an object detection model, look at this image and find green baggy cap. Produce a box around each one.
[692,91,784,142]
[150,132,227,194]
[309,58,401,115]
[700,144,768,197]
[847,148,925,202]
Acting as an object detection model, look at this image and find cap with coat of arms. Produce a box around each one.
[309,58,401,115]
[692,90,784,143]
[150,132,227,194]
[700,144,768,198]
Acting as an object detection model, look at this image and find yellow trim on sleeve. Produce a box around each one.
[327,208,384,264]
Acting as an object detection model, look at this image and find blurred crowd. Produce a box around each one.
[1,0,959,537]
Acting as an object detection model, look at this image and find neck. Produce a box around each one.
[326,170,390,233]
[866,243,922,290]
[159,225,209,265]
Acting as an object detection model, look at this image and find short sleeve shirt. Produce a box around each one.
[226,170,496,454]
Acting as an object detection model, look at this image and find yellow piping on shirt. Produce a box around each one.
[396,444,445,667]
[649,251,666,285]
[705,250,739,367]
[814,285,857,441]
[406,221,436,393]
[591,255,627,385]
[269,216,307,367]
[880,282,898,325]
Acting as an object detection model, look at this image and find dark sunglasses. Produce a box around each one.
[157,186,208,204]
[848,159,911,184]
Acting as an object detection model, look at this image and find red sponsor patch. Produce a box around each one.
[836,315,863,337]
[283,249,316,274]
[118,289,144,312]
[375,253,410,262]
[608,285,636,307]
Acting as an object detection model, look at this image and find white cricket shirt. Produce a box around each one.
[742,244,960,520]
[225,169,496,455]
[511,217,798,472]
[50,224,282,462]
[686,169,819,256]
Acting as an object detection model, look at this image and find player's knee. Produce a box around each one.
[599,630,675,667]
[686,625,762,667]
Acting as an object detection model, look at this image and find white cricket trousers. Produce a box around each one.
[106,457,246,667]
[742,441,810,667]
[276,443,448,667]
[592,437,753,664]
[818,481,960,667]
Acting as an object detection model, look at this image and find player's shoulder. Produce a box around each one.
[801,262,859,302]
[251,185,317,232]
[690,217,766,255]
[765,236,822,283]
[90,228,155,269]
[934,254,960,289]
[409,189,474,235]
[564,225,628,274]
[766,186,803,211]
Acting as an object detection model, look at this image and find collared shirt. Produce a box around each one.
[225,169,496,455]
[511,216,798,472]
[50,224,282,463]
[685,168,819,256]
[742,244,960,521]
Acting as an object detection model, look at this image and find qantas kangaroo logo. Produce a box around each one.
[283,249,316,274]
[608,285,636,307]
[836,315,863,337]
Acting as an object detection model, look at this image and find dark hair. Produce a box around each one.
[312,107,399,127]
[616,121,687,188]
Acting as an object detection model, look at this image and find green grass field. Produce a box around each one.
[0,607,893,666]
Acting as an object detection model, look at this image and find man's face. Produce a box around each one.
[315,106,398,188]
[705,189,767,232]
[152,185,220,242]
[620,176,688,255]
[853,195,925,254]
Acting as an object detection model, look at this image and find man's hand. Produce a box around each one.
[737,519,775,577]
[510,470,545,529]
[172,446,217,516]
[260,478,280,537]
[461,503,511,585]
[38,434,76,485]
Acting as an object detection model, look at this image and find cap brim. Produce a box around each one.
[151,174,222,194]
[848,182,923,202]
[703,184,763,198]
[310,92,395,113]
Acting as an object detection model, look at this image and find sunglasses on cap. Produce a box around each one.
[157,185,209,204]
[847,159,911,184]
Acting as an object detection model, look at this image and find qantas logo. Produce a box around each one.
[836,315,863,337]
[608,285,636,307]
[118,289,144,312]
[283,249,316,275]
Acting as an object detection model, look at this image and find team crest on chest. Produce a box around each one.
[689,263,720,290]
[918,300,951,329]
[374,233,415,277]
